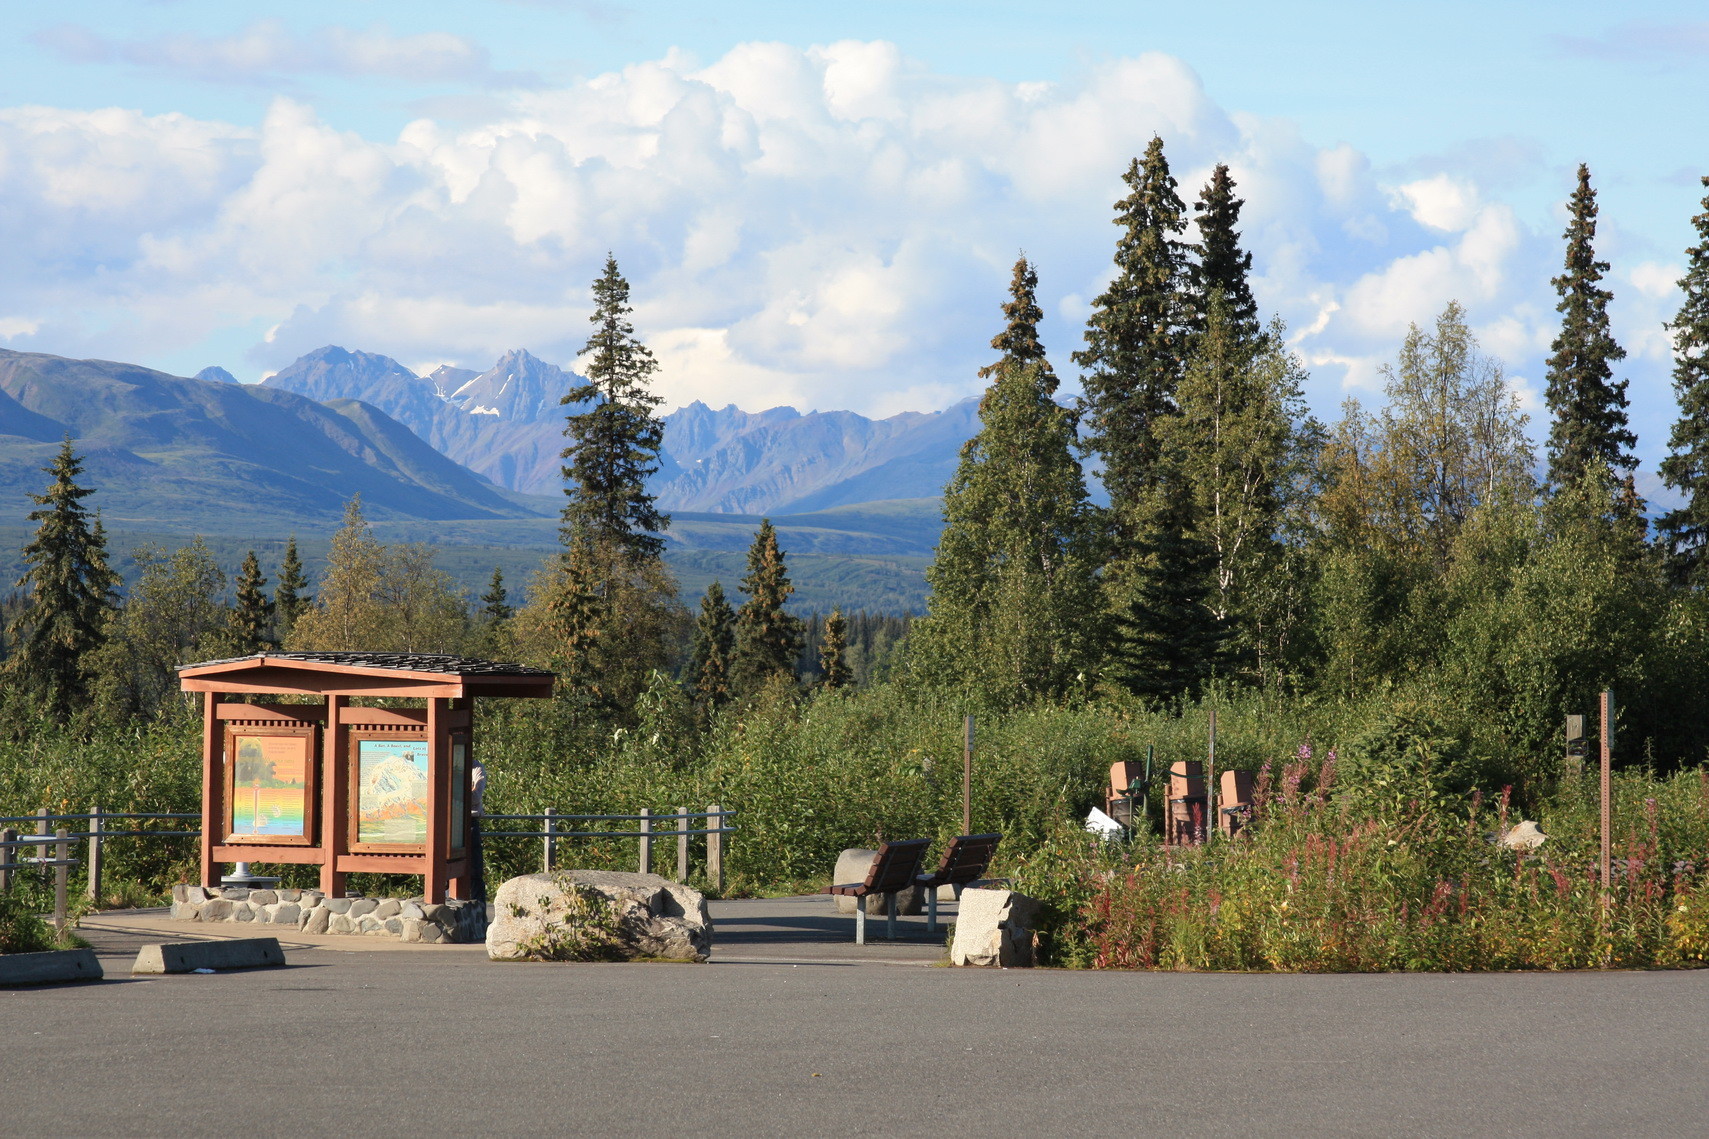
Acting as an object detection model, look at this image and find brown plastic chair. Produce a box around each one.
[1106,761,1144,826]
[1166,761,1206,845]
[1219,769,1256,837]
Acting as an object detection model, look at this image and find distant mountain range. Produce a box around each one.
[259,345,979,512]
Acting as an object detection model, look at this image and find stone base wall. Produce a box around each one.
[169,885,487,943]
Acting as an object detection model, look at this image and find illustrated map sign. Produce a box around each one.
[355,738,430,847]
[226,731,313,844]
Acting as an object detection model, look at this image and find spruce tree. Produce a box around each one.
[980,255,1054,387]
[286,497,383,651]
[273,537,310,644]
[1106,493,1228,704]
[1073,137,1191,518]
[731,520,803,697]
[5,439,116,720]
[481,567,512,623]
[230,550,271,653]
[914,260,1101,701]
[688,580,735,706]
[1188,163,1260,343]
[562,254,670,563]
[819,609,852,690]
[1660,176,1709,585]
[1545,164,1636,488]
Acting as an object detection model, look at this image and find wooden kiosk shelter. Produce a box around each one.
[177,652,554,903]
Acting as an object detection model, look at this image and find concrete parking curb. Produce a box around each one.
[0,948,105,986]
[132,937,286,974]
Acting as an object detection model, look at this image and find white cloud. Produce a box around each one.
[0,40,1610,437]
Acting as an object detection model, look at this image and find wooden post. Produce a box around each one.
[677,806,690,882]
[638,808,652,874]
[424,697,449,905]
[321,695,349,898]
[1206,709,1218,843]
[200,693,221,888]
[707,803,724,893]
[963,715,974,835]
[0,827,14,893]
[543,807,557,873]
[35,807,49,873]
[1600,687,1613,917]
[53,827,69,933]
[86,804,103,904]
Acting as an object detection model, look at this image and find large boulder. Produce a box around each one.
[950,887,1041,967]
[1501,821,1547,850]
[487,870,712,963]
[830,848,924,915]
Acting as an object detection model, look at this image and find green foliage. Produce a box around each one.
[1545,164,1636,488]
[271,536,310,645]
[0,894,61,955]
[508,875,628,962]
[561,254,669,564]
[6,439,117,721]
[1074,137,1191,518]
[688,580,734,707]
[1187,163,1260,343]
[230,550,271,653]
[818,609,851,690]
[1659,176,1709,585]
[730,521,803,698]
[89,538,231,718]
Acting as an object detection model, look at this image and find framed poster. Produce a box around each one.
[350,732,431,853]
[449,735,469,855]
[223,727,316,846]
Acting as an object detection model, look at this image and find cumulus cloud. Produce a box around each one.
[31,19,528,86]
[0,39,1675,454]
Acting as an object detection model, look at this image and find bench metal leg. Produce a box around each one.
[887,891,897,940]
[855,901,866,946]
[927,888,938,935]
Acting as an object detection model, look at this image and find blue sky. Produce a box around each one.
[4,1,1707,481]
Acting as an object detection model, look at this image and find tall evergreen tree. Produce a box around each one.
[979,255,1055,387]
[5,439,116,720]
[688,580,735,707]
[1660,176,1709,585]
[561,254,670,563]
[1188,163,1260,342]
[1106,490,1228,704]
[730,520,803,697]
[1073,137,1192,518]
[481,567,513,623]
[272,537,310,644]
[1544,164,1636,488]
[914,260,1101,701]
[819,609,852,690]
[230,550,271,653]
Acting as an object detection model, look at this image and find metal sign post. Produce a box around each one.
[1206,709,1218,843]
[1599,689,1613,919]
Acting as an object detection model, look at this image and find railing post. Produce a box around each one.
[676,806,689,883]
[87,804,104,904]
[707,804,724,893]
[35,808,49,882]
[0,827,15,893]
[54,827,69,933]
[637,808,652,875]
[543,807,557,874]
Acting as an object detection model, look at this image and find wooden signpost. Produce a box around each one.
[178,652,553,903]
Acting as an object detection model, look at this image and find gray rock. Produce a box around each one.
[358,916,382,934]
[279,888,302,902]
[329,914,355,935]
[233,904,255,923]
[170,901,202,921]
[301,908,330,935]
[348,898,378,918]
[272,903,301,925]
[171,884,187,903]
[421,903,449,923]
[384,917,403,936]
[418,923,444,944]
[220,887,250,902]
[183,885,209,904]
[300,890,324,906]
[830,848,924,915]
[200,899,234,922]
[1502,821,1547,850]
[401,918,426,943]
[249,889,278,906]
[950,888,1042,967]
[401,901,425,920]
[487,870,712,963]
[324,897,353,914]
[373,899,401,919]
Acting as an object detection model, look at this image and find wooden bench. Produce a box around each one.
[916,833,1002,934]
[822,838,931,944]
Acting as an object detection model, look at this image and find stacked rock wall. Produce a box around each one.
[169,884,486,943]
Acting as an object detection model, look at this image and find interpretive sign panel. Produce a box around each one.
[350,734,430,852]
[223,728,316,845]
